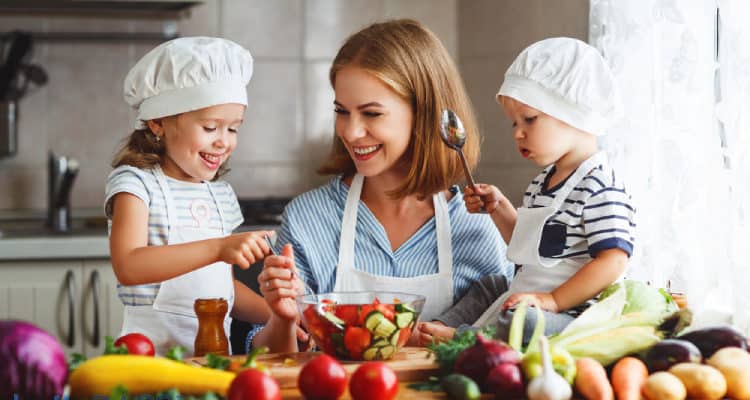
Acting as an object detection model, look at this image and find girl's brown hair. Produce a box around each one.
[318,19,480,199]
[112,124,229,180]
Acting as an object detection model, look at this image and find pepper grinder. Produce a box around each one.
[194,298,229,357]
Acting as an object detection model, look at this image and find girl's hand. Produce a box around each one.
[259,244,300,321]
[219,231,273,269]
[464,184,507,214]
[502,292,559,313]
[411,321,455,346]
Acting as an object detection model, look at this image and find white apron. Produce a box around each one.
[474,152,606,327]
[333,174,454,322]
[120,166,235,356]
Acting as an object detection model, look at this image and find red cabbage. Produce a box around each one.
[453,333,520,391]
[0,320,68,399]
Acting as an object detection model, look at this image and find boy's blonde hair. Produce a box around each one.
[111,126,229,180]
[318,19,480,199]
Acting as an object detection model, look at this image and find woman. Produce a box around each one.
[253,19,514,350]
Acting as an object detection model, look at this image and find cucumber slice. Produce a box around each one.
[362,346,380,361]
[395,303,416,313]
[395,311,414,328]
[373,318,397,338]
[379,345,396,359]
[323,311,345,328]
[365,311,385,332]
[373,338,389,348]
[389,330,400,346]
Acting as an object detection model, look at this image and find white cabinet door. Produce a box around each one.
[0,262,84,356]
[81,260,124,357]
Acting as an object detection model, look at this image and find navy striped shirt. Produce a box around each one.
[525,160,636,261]
[104,165,244,306]
[275,176,515,303]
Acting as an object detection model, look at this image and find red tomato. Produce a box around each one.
[344,326,371,359]
[374,304,395,322]
[334,305,360,326]
[396,327,411,347]
[228,368,281,400]
[349,362,399,400]
[114,333,155,356]
[357,304,377,326]
[298,354,347,400]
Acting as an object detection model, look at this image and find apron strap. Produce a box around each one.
[434,191,453,277]
[337,174,364,270]
[153,165,178,232]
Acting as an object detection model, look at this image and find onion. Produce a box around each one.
[453,333,520,391]
[0,320,68,399]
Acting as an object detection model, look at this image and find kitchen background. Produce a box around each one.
[0,0,588,212]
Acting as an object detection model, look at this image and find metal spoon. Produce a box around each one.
[264,233,314,295]
[440,109,486,212]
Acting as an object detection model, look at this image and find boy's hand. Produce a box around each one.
[464,184,506,214]
[503,292,558,313]
[219,231,273,269]
[411,321,455,346]
[258,244,300,321]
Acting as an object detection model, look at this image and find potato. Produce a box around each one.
[668,362,726,400]
[643,372,686,400]
[707,346,750,399]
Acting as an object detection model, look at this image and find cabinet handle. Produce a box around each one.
[89,270,101,347]
[64,270,75,348]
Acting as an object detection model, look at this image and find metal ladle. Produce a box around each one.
[440,109,486,212]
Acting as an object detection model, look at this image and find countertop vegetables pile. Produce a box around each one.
[420,280,750,400]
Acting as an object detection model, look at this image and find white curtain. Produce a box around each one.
[590,0,750,332]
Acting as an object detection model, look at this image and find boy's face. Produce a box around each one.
[153,103,245,182]
[500,97,586,168]
[333,65,413,179]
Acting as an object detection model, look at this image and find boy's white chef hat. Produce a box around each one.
[124,36,253,130]
[497,37,622,136]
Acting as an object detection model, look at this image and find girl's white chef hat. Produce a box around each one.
[497,37,622,136]
[123,36,253,130]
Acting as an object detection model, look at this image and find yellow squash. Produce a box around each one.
[68,355,235,398]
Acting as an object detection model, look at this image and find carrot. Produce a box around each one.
[575,357,614,400]
[611,356,649,400]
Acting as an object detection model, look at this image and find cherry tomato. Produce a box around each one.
[334,305,360,326]
[227,368,281,400]
[298,354,347,400]
[344,327,371,359]
[114,333,155,356]
[349,362,399,400]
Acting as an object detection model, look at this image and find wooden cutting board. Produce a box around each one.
[188,347,439,389]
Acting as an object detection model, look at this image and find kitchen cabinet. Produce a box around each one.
[0,259,123,357]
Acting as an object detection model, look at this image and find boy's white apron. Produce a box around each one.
[333,174,454,322]
[474,152,605,327]
[120,166,234,355]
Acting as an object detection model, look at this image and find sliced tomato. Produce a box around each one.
[397,327,411,347]
[375,304,396,322]
[335,304,360,326]
[344,326,372,357]
[357,304,377,326]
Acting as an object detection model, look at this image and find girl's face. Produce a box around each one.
[153,103,245,182]
[333,66,413,179]
[501,97,583,167]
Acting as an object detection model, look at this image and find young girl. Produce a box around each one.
[106,37,299,355]
[416,37,636,345]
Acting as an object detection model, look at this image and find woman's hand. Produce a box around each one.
[502,292,559,313]
[219,230,273,269]
[258,244,300,321]
[464,184,507,214]
[411,321,456,346]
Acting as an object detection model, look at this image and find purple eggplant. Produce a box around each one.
[644,339,702,372]
[677,326,748,358]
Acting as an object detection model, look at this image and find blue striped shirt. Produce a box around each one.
[525,160,636,261]
[104,165,244,306]
[274,176,515,303]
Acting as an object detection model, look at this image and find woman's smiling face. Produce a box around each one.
[333,66,413,178]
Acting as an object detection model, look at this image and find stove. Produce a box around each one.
[237,197,292,226]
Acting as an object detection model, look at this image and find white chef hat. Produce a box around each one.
[123,36,253,130]
[497,37,622,136]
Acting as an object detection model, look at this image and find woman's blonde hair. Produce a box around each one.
[112,123,228,180]
[318,19,480,199]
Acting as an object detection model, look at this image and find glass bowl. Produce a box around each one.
[297,291,425,361]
